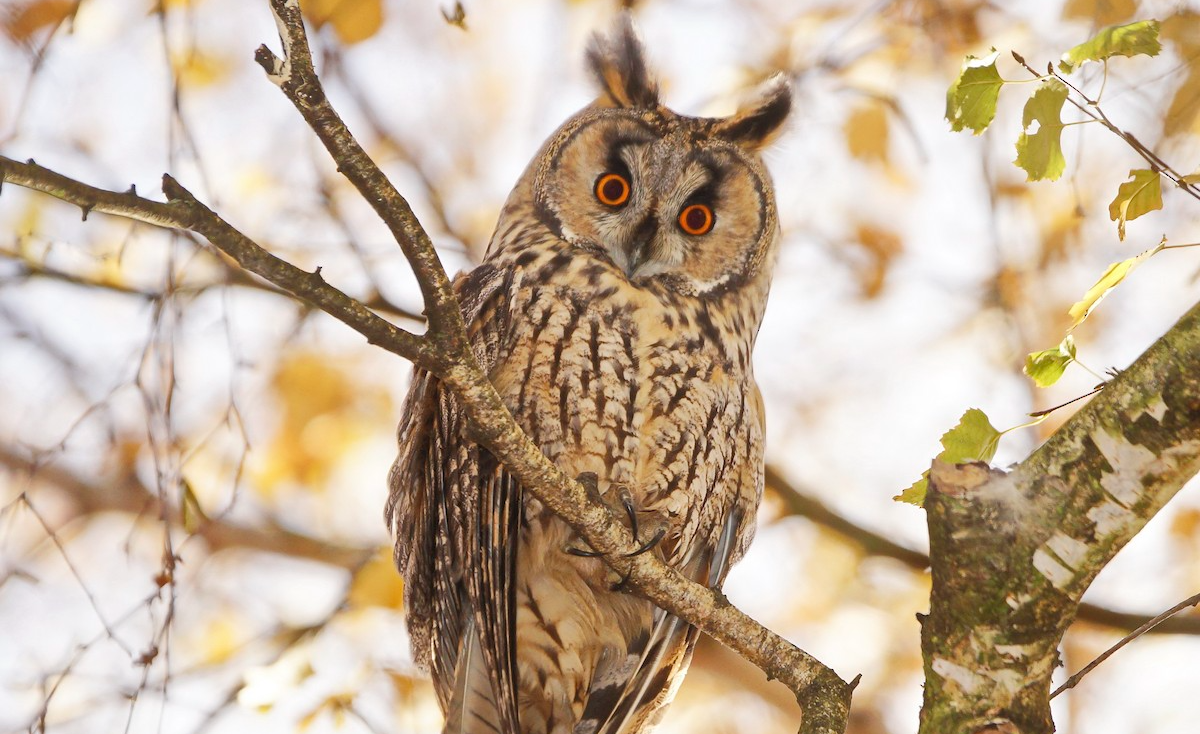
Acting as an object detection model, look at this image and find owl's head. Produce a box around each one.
[514,17,791,298]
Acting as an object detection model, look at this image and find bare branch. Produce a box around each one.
[0,443,371,569]
[0,7,856,732]
[767,466,1200,636]
[1010,54,1200,202]
[252,0,465,351]
[1051,590,1200,699]
[254,2,855,730]
[0,155,436,371]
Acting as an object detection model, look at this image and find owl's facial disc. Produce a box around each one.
[537,112,772,292]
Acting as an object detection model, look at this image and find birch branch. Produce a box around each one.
[918,299,1200,734]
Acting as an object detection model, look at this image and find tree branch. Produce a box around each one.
[765,466,1200,636]
[918,298,1200,734]
[0,156,436,370]
[0,3,856,730]
[0,443,370,569]
[1050,590,1200,699]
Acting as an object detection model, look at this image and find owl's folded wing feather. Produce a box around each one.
[387,263,522,733]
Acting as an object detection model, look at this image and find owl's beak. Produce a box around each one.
[622,216,659,277]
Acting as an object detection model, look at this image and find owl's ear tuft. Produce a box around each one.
[586,15,659,110]
[713,75,792,150]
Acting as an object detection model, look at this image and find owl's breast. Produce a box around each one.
[488,249,764,561]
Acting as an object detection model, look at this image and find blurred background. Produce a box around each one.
[1,0,1199,732]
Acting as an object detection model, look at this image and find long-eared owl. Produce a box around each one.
[387,16,790,734]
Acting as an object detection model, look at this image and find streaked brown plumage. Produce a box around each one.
[387,17,790,734]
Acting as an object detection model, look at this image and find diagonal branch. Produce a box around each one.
[0,5,856,732]
[0,443,370,569]
[1050,590,1200,699]
[0,156,436,371]
[252,0,466,352]
[918,298,1200,734]
[766,467,1200,635]
[254,2,854,730]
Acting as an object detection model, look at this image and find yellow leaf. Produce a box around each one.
[844,100,890,164]
[1170,508,1200,540]
[348,548,405,609]
[194,613,241,665]
[1024,335,1077,388]
[300,693,354,731]
[238,645,315,709]
[252,352,383,496]
[1165,71,1200,138]
[1160,12,1200,139]
[441,1,467,29]
[3,0,73,44]
[171,50,232,88]
[1107,168,1162,240]
[180,478,209,534]
[301,0,383,45]
[852,224,903,298]
[1068,238,1166,329]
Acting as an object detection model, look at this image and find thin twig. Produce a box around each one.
[20,494,134,656]
[0,155,437,370]
[766,465,1200,635]
[254,3,855,729]
[0,6,857,730]
[1051,591,1200,698]
[1010,54,1200,202]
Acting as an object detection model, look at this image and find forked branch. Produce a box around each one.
[0,1,855,731]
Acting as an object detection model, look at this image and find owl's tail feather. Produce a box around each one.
[587,509,745,734]
[444,618,504,734]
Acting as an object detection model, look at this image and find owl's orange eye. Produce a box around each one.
[594,172,631,207]
[678,203,714,236]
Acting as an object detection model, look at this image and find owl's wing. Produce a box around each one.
[387,263,522,734]
[585,505,747,734]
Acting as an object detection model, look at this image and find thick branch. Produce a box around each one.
[919,299,1200,734]
[765,466,1200,635]
[253,2,854,730]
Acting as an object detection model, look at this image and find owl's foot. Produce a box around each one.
[565,477,665,559]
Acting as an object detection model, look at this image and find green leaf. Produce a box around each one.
[1068,238,1165,329]
[1060,19,1162,72]
[946,49,1004,134]
[939,408,1002,464]
[1024,335,1077,387]
[1108,168,1162,240]
[895,478,929,506]
[896,408,1001,506]
[1014,79,1069,181]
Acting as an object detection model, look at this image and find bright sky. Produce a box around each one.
[1,1,1199,732]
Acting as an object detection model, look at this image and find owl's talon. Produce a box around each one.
[566,545,605,558]
[625,527,665,557]
[565,483,661,560]
[619,491,640,539]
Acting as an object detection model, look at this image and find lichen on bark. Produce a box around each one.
[919,298,1200,734]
